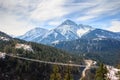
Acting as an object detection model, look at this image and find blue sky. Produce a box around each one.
[0,0,120,36]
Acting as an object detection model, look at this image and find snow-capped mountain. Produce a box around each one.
[37,20,80,44]
[81,29,120,40]
[41,20,93,44]
[18,20,93,44]
[35,29,66,44]
[17,19,120,45]
[18,27,48,41]
[18,20,120,45]
[55,20,93,39]
[51,28,120,65]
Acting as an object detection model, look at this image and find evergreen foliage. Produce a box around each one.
[64,66,73,80]
[53,38,120,65]
[95,63,108,80]
[50,65,61,80]
[0,32,84,80]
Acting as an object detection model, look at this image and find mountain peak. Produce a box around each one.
[61,19,77,26]
[18,27,48,41]
[24,27,48,35]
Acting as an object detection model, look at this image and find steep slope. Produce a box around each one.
[18,20,93,44]
[39,29,66,44]
[38,20,93,44]
[54,20,79,40]
[18,27,48,41]
[55,20,93,39]
[81,29,120,40]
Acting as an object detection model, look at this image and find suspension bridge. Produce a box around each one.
[2,53,98,68]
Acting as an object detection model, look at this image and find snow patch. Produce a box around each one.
[57,25,73,35]
[42,30,54,39]
[77,28,89,37]
[18,28,48,41]
[107,65,120,80]
[0,52,6,58]
[15,43,33,52]
[52,40,59,45]
[54,33,58,38]
[98,35,107,38]
[93,38,105,40]
[0,36,10,41]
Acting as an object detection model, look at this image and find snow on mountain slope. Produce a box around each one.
[81,29,120,40]
[39,29,66,44]
[38,20,93,44]
[77,24,94,37]
[53,20,80,40]
[56,20,93,38]
[17,20,120,45]
[15,43,33,52]
[18,27,48,41]
[17,20,93,44]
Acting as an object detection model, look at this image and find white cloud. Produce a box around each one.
[107,20,120,32]
[30,0,68,22]
[0,0,120,35]
[86,0,120,15]
[76,0,120,21]
[76,15,97,21]
[0,0,39,14]
[0,12,35,36]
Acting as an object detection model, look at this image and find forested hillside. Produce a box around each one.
[0,31,85,80]
[53,38,120,65]
[0,56,85,80]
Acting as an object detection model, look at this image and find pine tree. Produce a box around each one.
[50,65,61,80]
[64,65,73,80]
[95,63,108,80]
[4,45,12,53]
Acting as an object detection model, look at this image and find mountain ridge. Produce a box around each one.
[53,38,120,65]
[18,27,48,41]
[18,19,94,44]
[81,29,120,40]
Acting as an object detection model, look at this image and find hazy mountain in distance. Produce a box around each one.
[18,27,48,41]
